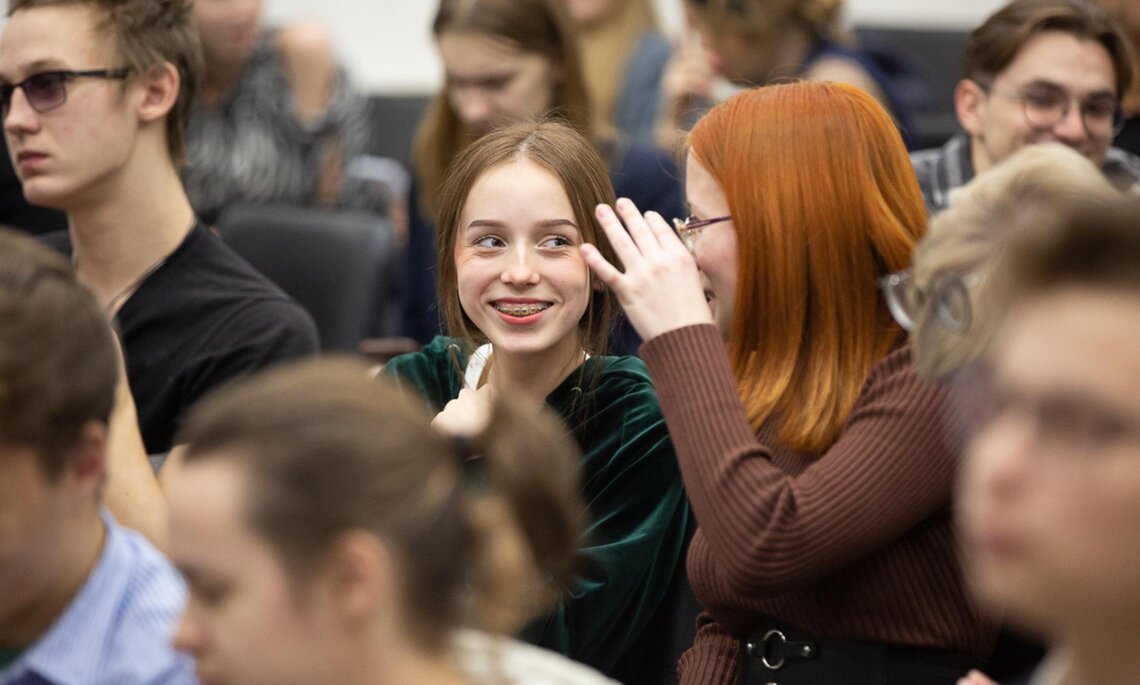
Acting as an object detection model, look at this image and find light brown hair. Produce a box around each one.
[0,227,118,478]
[8,0,204,164]
[178,358,587,647]
[688,81,925,452]
[961,0,1134,96]
[683,0,844,40]
[993,195,1140,311]
[436,119,619,357]
[412,0,593,219]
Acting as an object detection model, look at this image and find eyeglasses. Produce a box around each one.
[1,68,131,119]
[979,81,1125,141]
[672,214,731,252]
[879,268,979,333]
[952,361,1140,455]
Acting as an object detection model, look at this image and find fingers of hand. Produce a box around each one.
[594,203,642,264]
[434,389,492,437]
[581,243,624,290]
[643,210,684,250]
[614,197,663,250]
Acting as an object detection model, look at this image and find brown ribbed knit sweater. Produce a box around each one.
[641,325,998,685]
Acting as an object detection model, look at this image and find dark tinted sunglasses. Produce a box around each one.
[1,68,130,119]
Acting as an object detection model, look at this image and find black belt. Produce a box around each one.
[745,628,817,670]
[740,618,985,685]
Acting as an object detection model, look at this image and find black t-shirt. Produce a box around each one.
[45,224,319,453]
[0,135,68,234]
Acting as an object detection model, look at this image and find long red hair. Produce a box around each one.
[688,81,926,452]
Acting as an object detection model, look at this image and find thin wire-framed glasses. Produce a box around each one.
[672,214,731,252]
[1,68,131,119]
[977,80,1125,141]
[879,268,980,334]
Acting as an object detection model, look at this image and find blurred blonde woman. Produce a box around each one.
[569,0,671,144]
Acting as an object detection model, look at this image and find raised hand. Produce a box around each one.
[432,384,497,438]
[581,198,713,342]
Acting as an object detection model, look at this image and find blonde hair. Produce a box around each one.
[912,144,1120,380]
[576,0,659,135]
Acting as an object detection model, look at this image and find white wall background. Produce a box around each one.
[0,0,1007,93]
[264,0,1008,94]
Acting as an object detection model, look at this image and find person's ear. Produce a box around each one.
[956,78,988,137]
[320,530,394,628]
[136,61,181,123]
[69,420,108,491]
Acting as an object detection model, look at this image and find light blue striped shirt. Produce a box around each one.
[0,510,196,685]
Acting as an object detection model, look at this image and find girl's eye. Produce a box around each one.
[541,235,573,248]
[473,236,503,248]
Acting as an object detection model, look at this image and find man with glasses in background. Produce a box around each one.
[0,0,317,544]
[911,0,1140,214]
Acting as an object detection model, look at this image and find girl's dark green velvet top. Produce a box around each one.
[384,336,692,678]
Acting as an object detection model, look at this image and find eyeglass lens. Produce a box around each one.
[1,72,68,118]
[1019,87,1122,138]
[882,272,924,331]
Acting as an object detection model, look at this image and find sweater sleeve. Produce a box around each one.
[519,374,691,675]
[678,612,741,685]
[641,324,956,598]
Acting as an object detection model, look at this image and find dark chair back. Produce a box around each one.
[219,204,398,352]
[854,26,972,149]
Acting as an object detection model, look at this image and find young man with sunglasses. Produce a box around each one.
[911,0,1140,214]
[0,0,318,542]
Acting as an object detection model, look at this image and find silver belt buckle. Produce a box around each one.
[761,629,787,670]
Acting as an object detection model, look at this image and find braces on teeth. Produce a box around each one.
[496,303,550,316]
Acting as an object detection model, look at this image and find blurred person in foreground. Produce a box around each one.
[0,228,193,685]
[885,142,1121,682]
[956,197,1140,685]
[169,358,616,685]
